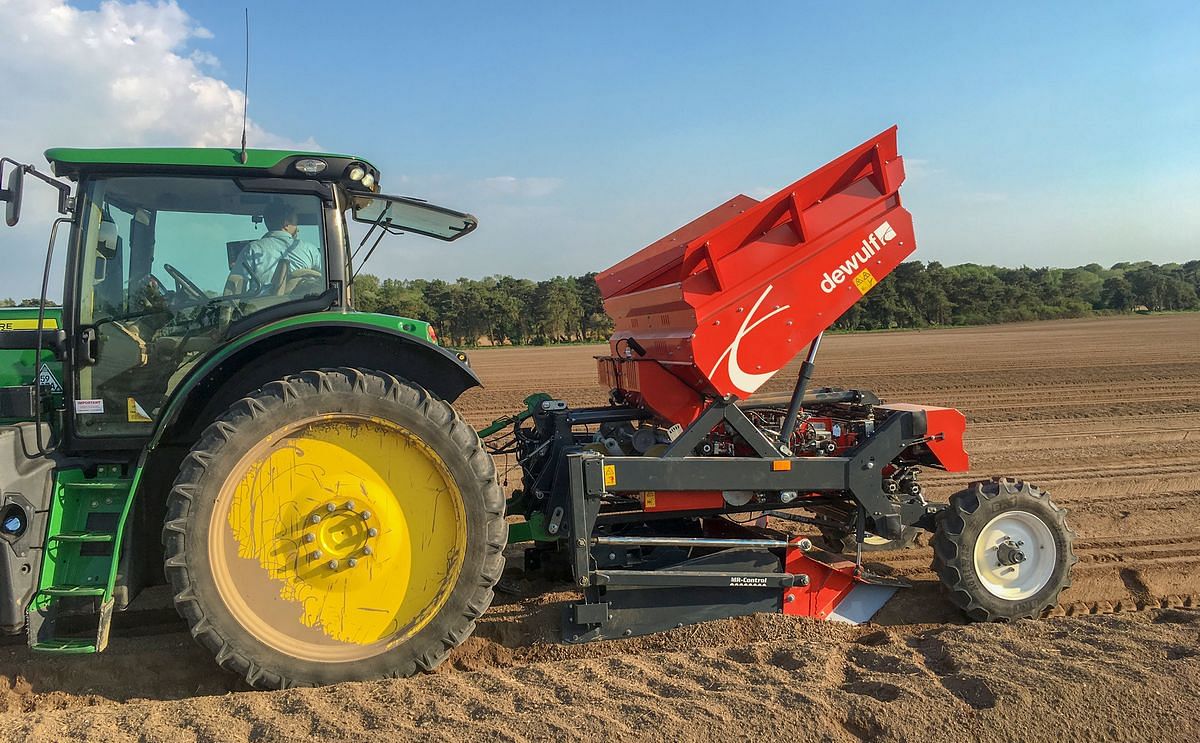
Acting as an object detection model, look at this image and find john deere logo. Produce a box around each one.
[820,221,897,294]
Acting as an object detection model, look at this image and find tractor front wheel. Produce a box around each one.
[162,368,505,689]
[933,478,1075,621]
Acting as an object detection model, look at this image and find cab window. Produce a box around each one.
[74,176,326,437]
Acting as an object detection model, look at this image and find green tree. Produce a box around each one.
[1099,275,1135,311]
[531,277,582,343]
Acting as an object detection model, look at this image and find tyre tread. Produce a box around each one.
[161,368,505,689]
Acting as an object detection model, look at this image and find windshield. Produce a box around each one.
[349,192,476,240]
[74,175,327,437]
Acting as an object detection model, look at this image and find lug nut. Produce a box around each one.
[361,510,371,520]
[310,514,321,524]
[362,546,373,556]
[348,558,358,568]
[303,534,315,543]
[345,501,356,511]
[326,502,336,512]
[367,527,378,538]
[311,550,322,560]
[328,559,339,569]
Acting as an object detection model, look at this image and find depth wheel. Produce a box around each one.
[933,478,1076,621]
[162,368,506,689]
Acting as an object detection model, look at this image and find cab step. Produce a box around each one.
[28,466,132,655]
[47,532,114,543]
[40,584,107,597]
[29,638,98,654]
[60,481,128,492]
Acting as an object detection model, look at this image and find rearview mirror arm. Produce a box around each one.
[0,159,74,215]
[24,164,74,215]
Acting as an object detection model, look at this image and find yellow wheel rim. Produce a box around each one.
[209,414,466,662]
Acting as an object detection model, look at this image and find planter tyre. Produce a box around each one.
[933,478,1075,621]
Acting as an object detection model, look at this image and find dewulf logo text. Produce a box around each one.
[820,221,897,293]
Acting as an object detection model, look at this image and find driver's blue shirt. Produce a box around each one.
[230,230,323,294]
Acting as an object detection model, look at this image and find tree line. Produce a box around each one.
[348,273,612,346]
[831,260,1200,331]
[346,260,1200,345]
[3,260,1196,345]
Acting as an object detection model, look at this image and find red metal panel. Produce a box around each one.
[878,403,970,472]
[597,127,915,426]
[781,544,860,619]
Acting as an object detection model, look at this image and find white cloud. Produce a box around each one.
[0,0,316,298]
[478,176,563,199]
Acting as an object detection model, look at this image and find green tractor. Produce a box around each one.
[0,149,506,688]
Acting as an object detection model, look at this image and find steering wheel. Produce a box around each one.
[162,263,206,303]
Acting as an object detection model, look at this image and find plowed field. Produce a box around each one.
[2,314,1199,741]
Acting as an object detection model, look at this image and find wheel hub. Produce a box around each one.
[995,538,1026,567]
[972,510,1056,601]
[307,502,379,570]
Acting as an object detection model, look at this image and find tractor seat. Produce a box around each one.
[268,261,322,297]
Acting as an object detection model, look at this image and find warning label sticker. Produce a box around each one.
[853,268,878,295]
[37,363,62,393]
[127,398,153,423]
[74,399,104,414]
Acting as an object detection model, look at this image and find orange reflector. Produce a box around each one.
[772,460,792,471]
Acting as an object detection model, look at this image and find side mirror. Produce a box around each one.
[1,166,23,227]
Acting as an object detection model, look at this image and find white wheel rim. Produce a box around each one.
[972,510,1056,601]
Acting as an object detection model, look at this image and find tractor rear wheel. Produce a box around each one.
[933,478,1075,621]
[162,368,505,689]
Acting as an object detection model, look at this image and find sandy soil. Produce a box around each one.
[2,313,1199,741]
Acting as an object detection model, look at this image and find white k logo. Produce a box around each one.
[707,285,791,394]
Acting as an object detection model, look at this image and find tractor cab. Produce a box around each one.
[2,148,477,443]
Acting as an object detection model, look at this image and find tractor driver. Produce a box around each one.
[227,203,323,296]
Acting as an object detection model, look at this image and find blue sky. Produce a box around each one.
[1,1,1197,297]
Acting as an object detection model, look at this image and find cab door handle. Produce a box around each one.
[78,325,98,366]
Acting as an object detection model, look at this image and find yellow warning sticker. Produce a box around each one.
[603,464,617,487]
[644,491,656,509]
[853,268,878,295]
[0,318,59,331]
[127,397,153,423]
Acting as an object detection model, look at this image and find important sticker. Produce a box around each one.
[74,399,104,414]
[127,397,153,423]
[644,491,656,509]
[603,464,617,487]
[853,268,878,295]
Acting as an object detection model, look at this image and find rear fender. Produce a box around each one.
[149,315,480,449]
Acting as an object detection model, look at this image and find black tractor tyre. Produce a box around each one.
[161,368,506,689]
[816,525,920,553]
[932,477,1076,622]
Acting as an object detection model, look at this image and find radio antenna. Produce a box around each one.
[238,7,250,164]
